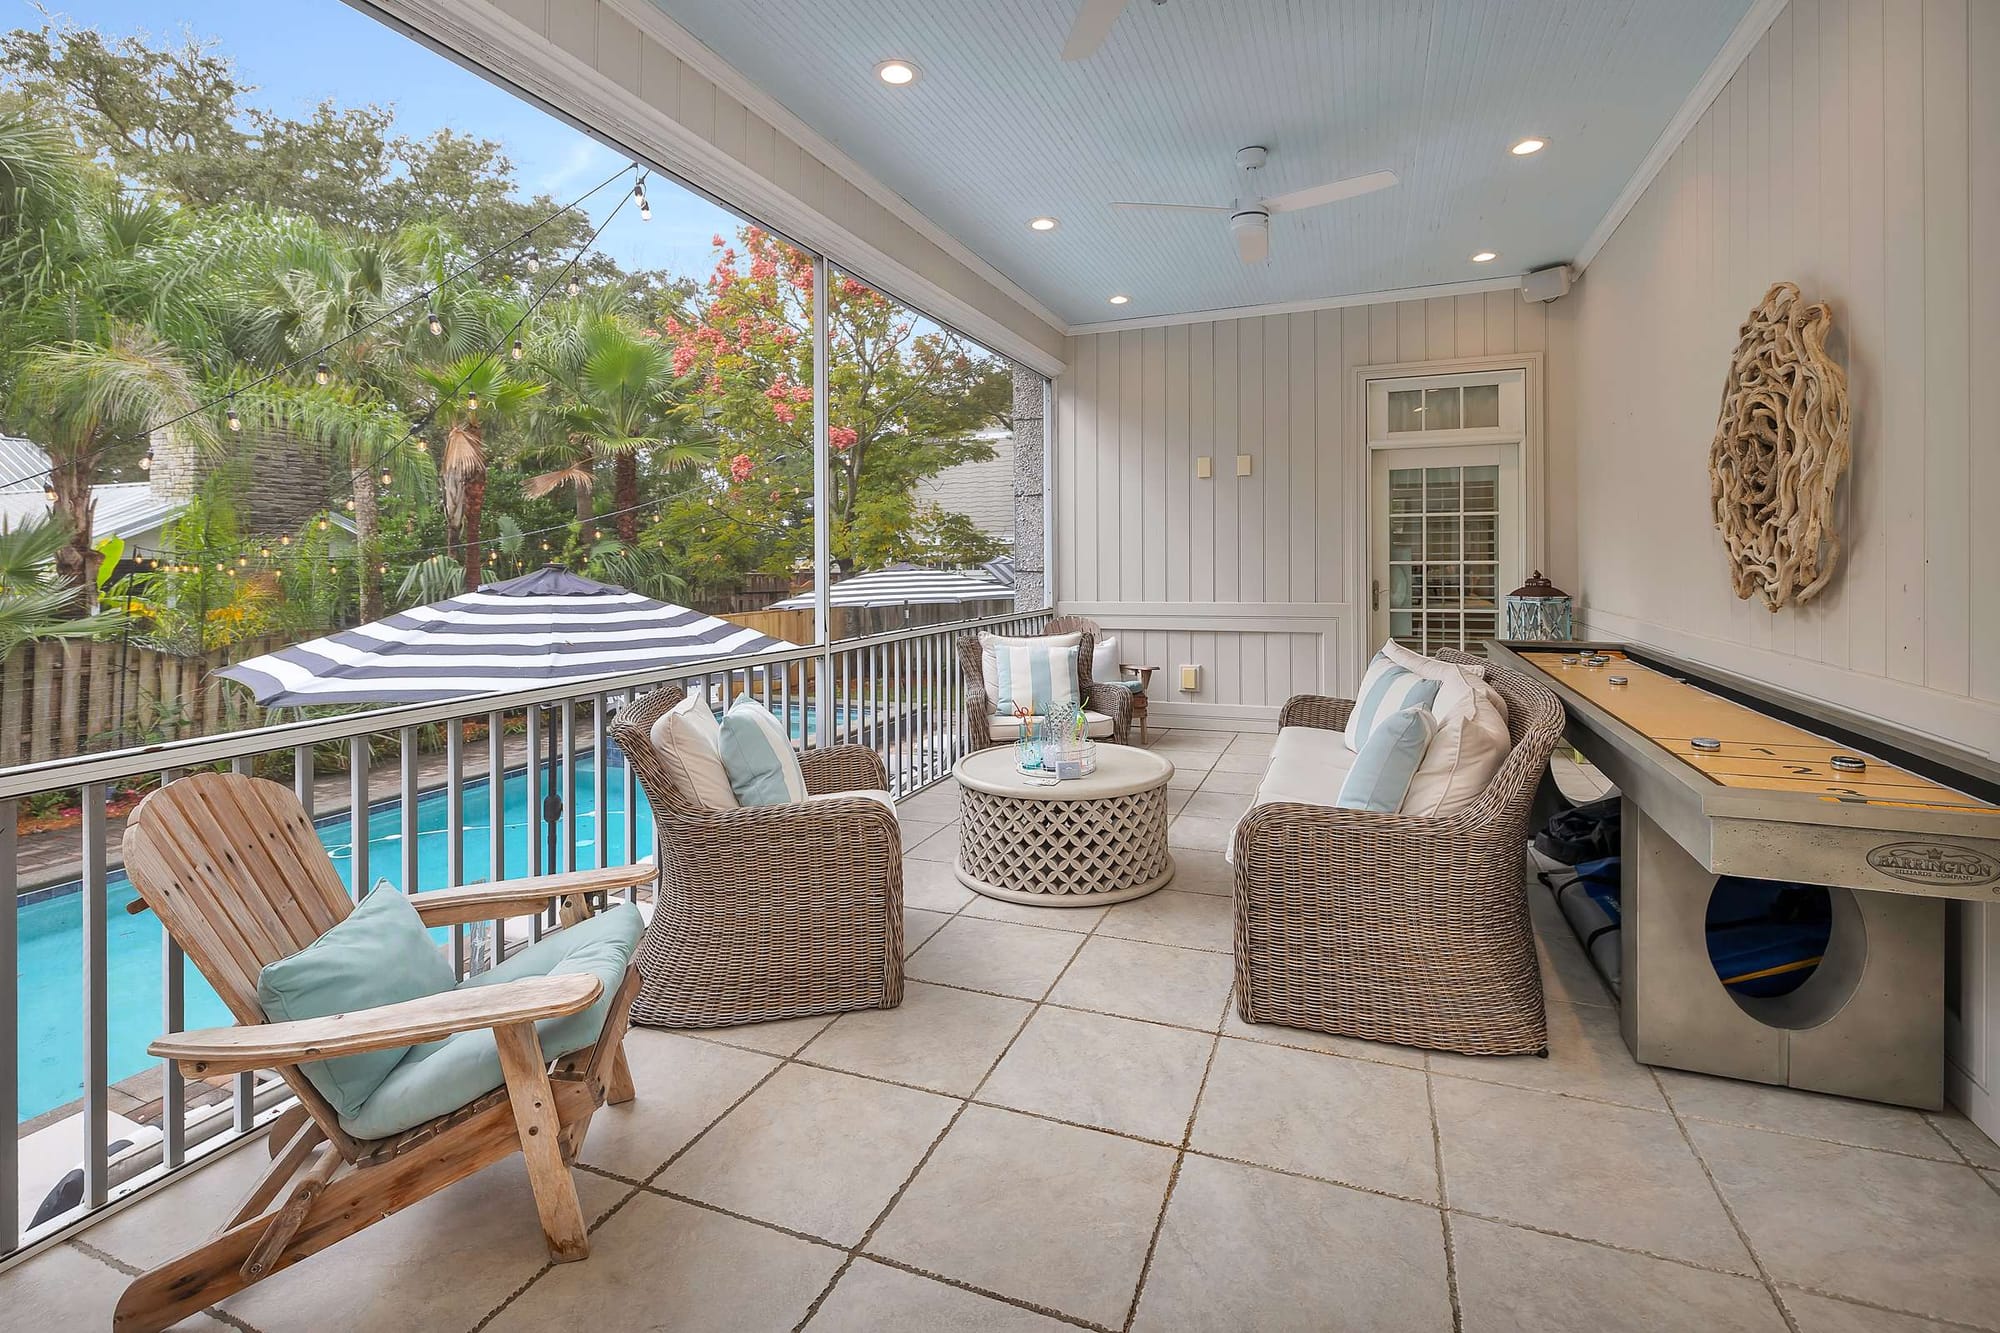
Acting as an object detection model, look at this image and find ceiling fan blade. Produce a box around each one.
[1262,170,1400,214]
[1234,218,1270,265]
[1111,200,1232,213]
[1062,0,1126,61]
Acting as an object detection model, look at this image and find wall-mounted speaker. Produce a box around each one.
[1521,265,1572,303]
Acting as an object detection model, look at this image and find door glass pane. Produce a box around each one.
[1463,513,1497,561]
[1462,383,1501,428]
[1423,387,1461,430]
[1425,514,1460,561]
[1464,565,1497,608]
[1463,465,1499,512]
[1388,516,1421,561]
[1389,564,1418,608]
[1380,451,1507,655]
[1389,468,1423,514]
[1390,611,1417,648]
[1388,390,1424,432]
[1426,565,1462,605]
[1424,467,1460,512]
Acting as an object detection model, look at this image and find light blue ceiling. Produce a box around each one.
[653,0,1753,328]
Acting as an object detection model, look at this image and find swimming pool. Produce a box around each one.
[15,747,656,1124]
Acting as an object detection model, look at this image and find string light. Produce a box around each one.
[317,518,329,532]
[138,452,152,472]
[379,469,392,486]
[280,534,292,546]
[42,483,56,502]
[427,308,444,337]
[344,499,356,511]
[526,254,540,273]
[566,277,580,295]
[225,397,241,432]
[510,338,524,361]
[315,361,331,385]
[466,392,479,411]
[414,438,429,454]
[633,175,651,222]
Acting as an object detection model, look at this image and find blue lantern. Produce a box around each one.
[1505,571,1572,641]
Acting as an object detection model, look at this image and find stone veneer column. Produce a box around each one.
[1010,367,1046,609]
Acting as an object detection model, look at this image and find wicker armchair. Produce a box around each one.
[955,621,1133,750]
[1231,649,1565,1056]
[609,684,903,1028]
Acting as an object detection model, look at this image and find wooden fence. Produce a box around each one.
[0,634,285,766]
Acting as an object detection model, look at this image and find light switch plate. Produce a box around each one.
[1178,664,1200,693]
[1195,456,1212,479]
[1236,454,1253,477]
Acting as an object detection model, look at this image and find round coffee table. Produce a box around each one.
[952,745,1176,906]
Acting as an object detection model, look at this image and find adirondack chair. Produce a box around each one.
[111,772,654,1333]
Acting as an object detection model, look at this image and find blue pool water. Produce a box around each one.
[16,747,657,1124]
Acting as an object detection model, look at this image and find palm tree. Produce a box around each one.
[412,356,540,588]
[0,514,123,655]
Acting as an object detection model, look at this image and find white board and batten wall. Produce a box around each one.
[1550,0,2000,1138]
[1055,291,1564,729]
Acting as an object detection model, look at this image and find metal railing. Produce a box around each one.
[0,606,1048,1260]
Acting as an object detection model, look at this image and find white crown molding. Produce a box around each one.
[1064,275,1526,336]
[1573,0,1787,272]
[600,0,1069,337]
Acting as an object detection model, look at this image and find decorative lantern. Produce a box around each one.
[1505,571,1573,641]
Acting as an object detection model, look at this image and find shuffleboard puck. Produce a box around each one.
[1830,754,1867,773]
[1560,655,1579,665]
[1691,737,1722,752]
[1607,674,1629,685]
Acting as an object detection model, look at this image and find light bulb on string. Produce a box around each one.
[566,277,580,296]
[280,534,292,546]
[511,338,524,361]
[225,398,241,432]
[42,483,56,502]
[526,254,540,273]
[414,438,429,454]
[344,499,355,512]
[315,362,331,386]
[138,452,152,472]
[259,546,271,557]
[379,469,392,487]
[317,518,329,532]
[466,392,478,411]
[427,309,443,337]
[633,176,651,221]
[237,556,248,568]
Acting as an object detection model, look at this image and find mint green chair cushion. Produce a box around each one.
[337,903,642,1141]
[1336,706,1438,813]
[256,885,458,1120]
[718,697,808,806]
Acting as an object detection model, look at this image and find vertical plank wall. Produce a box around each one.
[1552,0,1999,1130]
[1056,291,1556,726]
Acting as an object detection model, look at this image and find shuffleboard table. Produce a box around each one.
[1492,641,2000,1109]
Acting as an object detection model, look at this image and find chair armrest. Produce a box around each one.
[800,744,888,796]
[1120,664,1158,687]
[1278,694,1355,731]
[1085,680,1134,741]
[660,795,901,898]
[150,973,603,1078]
[963,681,992,743]
[412,860,654,927]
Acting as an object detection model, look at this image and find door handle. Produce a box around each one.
[1372,579,1381,611]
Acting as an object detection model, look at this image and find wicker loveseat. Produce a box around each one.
[1230,649,1565,1056]
[609,684,904,1028]
[956,619,1133,750]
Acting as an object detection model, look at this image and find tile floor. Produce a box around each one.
[7,730,1999,1332]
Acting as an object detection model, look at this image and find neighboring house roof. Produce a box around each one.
[0,435,51,493]
[913,426,1016,540]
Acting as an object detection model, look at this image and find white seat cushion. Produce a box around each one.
[806,788,897,817]
[1226,726,1354,862]
[987,711,1114,740]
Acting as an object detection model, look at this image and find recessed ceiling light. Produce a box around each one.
[875,59,919,86]
[1510,137,1547,156]
[1470,250,1498,263]
[1108,294,1130,305]
[1029,216,1059,232]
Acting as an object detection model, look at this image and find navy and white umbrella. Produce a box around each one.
[218,566,797,706]
[979,555,1016,587]
[767,563,1015,611]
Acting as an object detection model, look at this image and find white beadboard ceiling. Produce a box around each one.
[649,0,1753,330]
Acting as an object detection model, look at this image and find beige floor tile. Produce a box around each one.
[1153,733,1232,754]
[1166,767,1206,792]
[1219,1006,1428,1068]
[675,1011,836,1057]
[868,1105,1176,1329]
[905,823,962,862]
[962,894,1110,932]
[981,1006,1213,1143]
[896,817,949,851]
[1131,1154,1451,1333]
[1192,1038,1439,1201]
[895,787,963,824]
[1179,788,1252,822]
[1429,998,1666,1110]
[1169,847,1235,896]
[1433,1078,1754,1273]
[1223,732,1278,758]
[1927,1110,2000,1169]
[1783,1291,1971,1333]
[1452,1214,1787,1333]
[577,1029,780,1179]
[902,905,954,951]
[804,981,1032,1096]
[659,1064,957,1245]
[1049,935,1235,1030]
[1098,888,1234,952]
[488,1191,843,1333]
[223,1158,631,1331]
[1162,787,1193,817]
[1659,1070,1959,1159]
[904,915,1085,999]
[900,856,976,913]
[1192,766,1261,794]
[1167,813,1235,852]
[1208,750,1270,774]
[0,1242,229,1330]
[808,1258,1074,1331]
[84,1141,275,1270]
[1688,1120,2000,1327]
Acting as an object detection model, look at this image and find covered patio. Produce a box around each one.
[4,0,1999,1329]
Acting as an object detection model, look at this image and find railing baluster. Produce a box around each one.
[228,756,256,1132]
[158,769,184,1173]
[446,722,465,977]
[525,704,544,881]
[591,693,608,871]
[0,796,17,1251]
[293,744,314,817]
[619,700,638,880]
[399,727,420,894]
[348,736,370,898]
[81,782,107,1210]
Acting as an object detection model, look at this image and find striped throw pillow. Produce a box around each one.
[981,631,1082,703]
[991,644,1081,716]
[718,698,808,806]
[1337,706,1438,812]
[1345,652,1441,751]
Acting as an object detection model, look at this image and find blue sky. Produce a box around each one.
[18,0,742,278]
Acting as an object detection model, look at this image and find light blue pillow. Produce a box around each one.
[1346,655,1440,750]
[719,697,809,806]
[256,884,458,1119]
[1337,706,1438,812]
[992,644,1080,715]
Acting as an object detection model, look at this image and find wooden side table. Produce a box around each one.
[1122,663,1158,744]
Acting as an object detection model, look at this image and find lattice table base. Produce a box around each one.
[954,780,1175,906]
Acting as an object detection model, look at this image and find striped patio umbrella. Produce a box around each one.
[767,563,1016,611]
[979,555,1016,587]
[217,565,797,706]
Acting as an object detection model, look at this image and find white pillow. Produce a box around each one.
[1381,640,1509,727]
[981,630,1081,700]
[1091,635,1122,684]
[1399,694,1512,817]
[1345,651,1441,752]
[648,693,739,809]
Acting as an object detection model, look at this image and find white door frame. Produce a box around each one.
[1347,352,1546,689]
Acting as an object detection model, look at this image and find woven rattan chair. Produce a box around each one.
[610,683,903,1028]
[1232,649,1566,1056]
[956,621,1132,750]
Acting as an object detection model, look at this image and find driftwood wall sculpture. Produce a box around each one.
[1708,282,1851,611]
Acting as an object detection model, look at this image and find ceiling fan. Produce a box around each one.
[1112,146,1399,265]
[1062,0,1163,62]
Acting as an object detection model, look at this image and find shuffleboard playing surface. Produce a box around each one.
[1517,651,1996,814]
